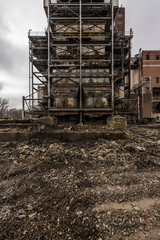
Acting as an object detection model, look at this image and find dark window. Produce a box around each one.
[152,102,160,113]
[146,77,150,82]
[146,87,149,94]
[156,77,159,83]
[117,20,123,24]
[118,13,123,17]
[156,55,159,60]
[153,88,160,97]
[146,54,150,60]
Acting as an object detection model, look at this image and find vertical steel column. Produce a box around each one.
[121,40,124,83]
[139,49,142,120]
[48,0,51,110]
[28,33,31,108]
[79,0,82,123]
[128,28,132,98]
[149,76,151,93]
[111,0,114,110]
[22,96,25,119]
[31,41,34,108]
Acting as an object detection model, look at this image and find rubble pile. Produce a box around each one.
[0,125,160,239]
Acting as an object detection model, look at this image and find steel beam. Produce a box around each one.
[111,0,114,110]
[25,0,133,119]
[48,0,51,110]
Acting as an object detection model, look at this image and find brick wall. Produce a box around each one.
[114,8,125,35]
[142,51,160,119]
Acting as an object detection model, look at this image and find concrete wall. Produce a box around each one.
[152,113,160,120]
[131,69,139,90]
[142,94,152,119]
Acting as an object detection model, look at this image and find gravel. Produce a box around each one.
[0,124,160,239]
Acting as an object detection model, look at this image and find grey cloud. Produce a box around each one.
[0,36,27,76]
[0,0,46,108]
[0,0,160,108]
[0,6,12,36]
[120,0,160,55]
[0,82,3,91]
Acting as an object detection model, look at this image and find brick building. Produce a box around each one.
[131,50,160,121]
[114,7,125,35]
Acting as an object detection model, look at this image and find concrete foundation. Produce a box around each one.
[0,130,132,142]
[107,115,127,130]
[38,116,58,127]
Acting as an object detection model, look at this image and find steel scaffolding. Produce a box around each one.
[23,0,133,122]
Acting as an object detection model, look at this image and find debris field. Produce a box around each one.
[0,124,160,240]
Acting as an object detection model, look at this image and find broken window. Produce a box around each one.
[146,77,150,82]
[156,55,159,60]
[146,54,150,60]
[152,102,160,113]
[156,77,159,84]
[153,88,160,97]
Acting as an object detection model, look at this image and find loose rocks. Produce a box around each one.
[0,124,159,239]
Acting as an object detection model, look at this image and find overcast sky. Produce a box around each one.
[0,0,159,108]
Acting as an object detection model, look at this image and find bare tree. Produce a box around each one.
[0,98,9,118]
[7,108,22,119]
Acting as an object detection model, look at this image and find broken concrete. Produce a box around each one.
[0,124,159,239]
[0,130,133,142]
[38,116,58,127]
[107,115,127,130]
[0,132,18,141]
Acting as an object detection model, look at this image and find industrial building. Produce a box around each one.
[23,0,133,123]
[131,50,160,121]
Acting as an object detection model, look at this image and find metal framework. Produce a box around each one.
[23,0,133,122]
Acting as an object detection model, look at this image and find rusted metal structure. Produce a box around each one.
[23,0,133,123]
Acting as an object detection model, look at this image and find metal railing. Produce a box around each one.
[22,89,45,119]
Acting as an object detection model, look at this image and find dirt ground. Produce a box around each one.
[0,124,160,240]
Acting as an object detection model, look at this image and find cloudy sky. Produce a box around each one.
[0,0,159,108]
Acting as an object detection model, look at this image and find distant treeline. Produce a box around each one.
[0,98,22,119]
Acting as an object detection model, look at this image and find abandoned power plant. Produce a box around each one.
[21,0,160,124]
[0,1,160,240]
[22,0,134,124]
